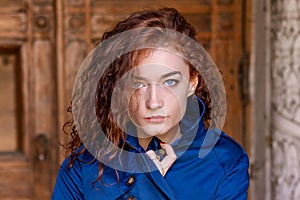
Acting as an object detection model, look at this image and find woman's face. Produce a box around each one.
[128,50,197,142]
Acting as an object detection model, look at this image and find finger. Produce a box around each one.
[146,150,164,175]
[146,150,157,160]
[161,154,176,168]
[159,144,177,176]
[160,143,177,159]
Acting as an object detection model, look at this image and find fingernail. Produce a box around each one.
[160,141,166,145]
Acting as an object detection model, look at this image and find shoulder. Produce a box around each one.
[210,132,250,199]
[57,146,97,181]
[52,147,98,199]
[212,132,249,172]
[61,145,100,176]
[60,146,95,168]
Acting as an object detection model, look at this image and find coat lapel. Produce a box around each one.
[146,169,177,200]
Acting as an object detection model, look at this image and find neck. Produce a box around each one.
[138,137,152,150]
[157,128,181,144]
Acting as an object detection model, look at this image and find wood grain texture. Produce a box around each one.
[0,154,32,199]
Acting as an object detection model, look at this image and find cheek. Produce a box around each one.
[129,96,138,115]
[165,92,187,118]
[167,87,188,105]
[128,92,144,120]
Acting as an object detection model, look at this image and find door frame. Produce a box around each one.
[249,0,272,199]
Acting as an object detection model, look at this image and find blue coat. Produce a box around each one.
[52,98,249,200]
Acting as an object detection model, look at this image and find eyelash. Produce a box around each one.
[133,79,179,89]
[133,82,146,89]
[164,79,179,86]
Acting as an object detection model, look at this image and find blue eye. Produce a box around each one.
[133,82,146,89]
[164,79,178,86]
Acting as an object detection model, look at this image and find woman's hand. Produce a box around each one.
[146,143,177,176]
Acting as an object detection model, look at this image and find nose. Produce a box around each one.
[145,83,163,110]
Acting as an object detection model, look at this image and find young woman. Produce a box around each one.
[52,8,249,200]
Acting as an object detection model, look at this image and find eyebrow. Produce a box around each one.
[134,71,183,81]
[161,71,182,79]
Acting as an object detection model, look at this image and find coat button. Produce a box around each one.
[126,196,136,200]
[126,176,135,186]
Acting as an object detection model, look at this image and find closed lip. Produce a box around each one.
[144,115,167,123]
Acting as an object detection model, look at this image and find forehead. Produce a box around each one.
[135,49,190,79]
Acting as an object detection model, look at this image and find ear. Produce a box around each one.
[187,75,198,97]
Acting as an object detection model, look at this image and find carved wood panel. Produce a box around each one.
[272,129,300,200]
[0,0,57,199]
[270,0,300,199]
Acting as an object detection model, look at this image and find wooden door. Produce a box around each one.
[0,0,57,199]
[58,0,251,157]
